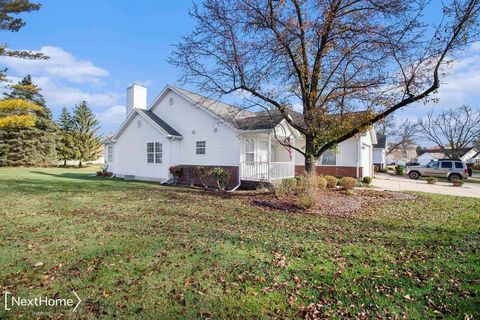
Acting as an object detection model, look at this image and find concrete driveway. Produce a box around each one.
[373,173,480,198]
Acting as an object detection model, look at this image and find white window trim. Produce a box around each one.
[107,145,114,162]
[245,139,255,162]
[147,142,162,164]
[196,141,206,155]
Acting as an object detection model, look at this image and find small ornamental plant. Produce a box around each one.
[317,176,327,189]
[169,165,183,183]
[362,176,373,185]
[324,175,337,189]
[452,180,464,187]
[197,166,212,189]
[342,177,356,194]
[395,165,405,175]
[212,167,231,191]
[426,177,438,184]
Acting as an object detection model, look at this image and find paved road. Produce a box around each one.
[373,173,480,198]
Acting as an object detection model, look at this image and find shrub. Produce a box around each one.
[324,175,337,188]
[169,165,183,183]
[317,176,327,189]
[452,180,464,187]
[362,176,373,185]
[342,177,356,192]
[293,174,318,209]
[426,177,437,184]
[197,166,212,189]
[184,166,198,186]
[395,165,405,175]
[294,192,317,209]
[212,167,231,191]
[282,177,298,190]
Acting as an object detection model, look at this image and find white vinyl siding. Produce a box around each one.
[150,90,241,166]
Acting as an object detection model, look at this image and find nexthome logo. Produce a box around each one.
[3,291,81,312]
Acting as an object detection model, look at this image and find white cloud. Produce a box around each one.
[97,105,125,125]
[0,46,109,84]
[31,76,122,108]
[410,42,480,113]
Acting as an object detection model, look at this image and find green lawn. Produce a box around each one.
[0,167,479,319]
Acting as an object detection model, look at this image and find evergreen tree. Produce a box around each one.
[0,76,58,166]
[0,1,47,127]
[57,107,75,166]
[71,101,101,167]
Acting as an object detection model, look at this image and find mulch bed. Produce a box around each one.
[251,188,416,216]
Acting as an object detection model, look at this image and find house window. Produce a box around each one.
[107,145,114,162]
[245,139,255,162]
[147,142,162,163]
[321,149,336,165]
[196,141,206,155]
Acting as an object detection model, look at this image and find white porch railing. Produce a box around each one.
[240,161,295,181]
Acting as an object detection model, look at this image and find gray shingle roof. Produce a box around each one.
[417,147,474,158]
[137,109,182,137]
[171,86,254,126]
[373,134,386,148]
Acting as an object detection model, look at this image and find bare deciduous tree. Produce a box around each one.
[418,105,480,159]
[170,0,480,174]
[386,119,418,156]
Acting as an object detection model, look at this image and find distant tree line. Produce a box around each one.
[0,76,102,167]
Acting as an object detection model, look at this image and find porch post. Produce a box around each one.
[268,131,272,181]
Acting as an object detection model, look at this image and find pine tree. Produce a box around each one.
[57,107,75,166]
[71,101,101,168]
[0,1,47,127]
[0,1,45,81]
[0,76,58,166]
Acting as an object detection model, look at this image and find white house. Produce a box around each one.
[372,134,387,170]
[104,84,376,187]
[416,147,480,165]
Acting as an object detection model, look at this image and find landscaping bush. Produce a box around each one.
[362,176,373,185]
[294,192,317,209]
[169,165,183,183]
[452,180,464,187]
[212,167,231,191]
[324,175,337,188]
[426,177,438,184]
[317,176,327,189]
[293,174,318,209]
[395,165,405,175]
[197,166,212,189]
[96,164,113,177]
[342,177,356,193]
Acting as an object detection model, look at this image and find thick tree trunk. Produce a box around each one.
[63,159,67,167]
[304,136,317,176]
[78,160,83,168]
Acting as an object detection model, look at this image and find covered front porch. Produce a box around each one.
[239,131,296,181]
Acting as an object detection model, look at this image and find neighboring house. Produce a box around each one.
[416,147,480,165]
[372,134,386,170]
[386,146,417,165]
[103,84,377,186]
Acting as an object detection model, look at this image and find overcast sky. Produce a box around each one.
[1,0,479,136]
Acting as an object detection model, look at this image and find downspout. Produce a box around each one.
[228,134,242,192]
[356,134,361,178]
